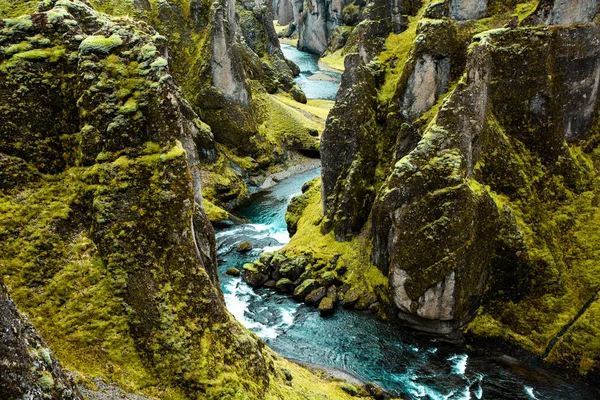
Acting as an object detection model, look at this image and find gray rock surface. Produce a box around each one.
[449,0,488,21]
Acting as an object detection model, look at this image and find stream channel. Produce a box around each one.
[214,45,599,400]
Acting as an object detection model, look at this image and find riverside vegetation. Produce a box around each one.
[1,0,600,398]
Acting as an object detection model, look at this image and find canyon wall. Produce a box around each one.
[289,0,600,376]
[0,1,354,398]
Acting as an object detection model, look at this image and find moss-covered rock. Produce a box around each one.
[291,0,600,376]
[305,286,327,304]
[293,278,319,299]
[0,2,361,398]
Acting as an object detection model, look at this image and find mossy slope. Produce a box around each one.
[0,1,362,398]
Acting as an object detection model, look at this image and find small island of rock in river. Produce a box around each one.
[1,0,600,399]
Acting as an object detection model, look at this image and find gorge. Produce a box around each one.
[1,0,600,399]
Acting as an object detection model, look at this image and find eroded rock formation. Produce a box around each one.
[0,2,342,398]
[0,279,82,399]
[305,0,600,375]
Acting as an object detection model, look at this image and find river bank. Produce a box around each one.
[259,157,321,191]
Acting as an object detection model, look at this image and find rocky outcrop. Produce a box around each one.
[297,0,332,54]
[0,279,82,399]
[525,0,599,26]
[449,0,488,21]
[300,0,600,374]
[321,54,378,239]
[275,0,304,27]
[241,246,376,314]
[0,1,277,397]
[83,0,316,210]
[322,16,462,240]
[297,0,422,55]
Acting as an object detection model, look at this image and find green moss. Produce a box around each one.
[202,198,230,221]
[79,34,123,55]
[150,56,168,69]
[274,93,334,123]
[1,41,32,55]
[0,0,38,19]
[2,14,33,30]
[118,97,138,114]
[319,48,346,72]
[376,4,426,103]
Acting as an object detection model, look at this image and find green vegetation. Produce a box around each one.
[0,0,37,19]
[320,48,346,72]
[284,179,392,312]
[79,34,123,54]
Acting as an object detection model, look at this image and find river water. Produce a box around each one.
[214,46,599,399]
[280,44,341,100]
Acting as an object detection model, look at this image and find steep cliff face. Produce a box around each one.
[290,0,600,375]
[81,0,318,212]
[274,0,304,28]
[0,2,357,398]
[295,0,422,55]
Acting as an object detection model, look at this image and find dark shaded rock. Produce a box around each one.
[0,279,82,399]
[259,251,275,265]
[275,278,295,293]
[305,286,327,304]
[226,267,241,276]
[264,279,277,288]
[321,54,379,240]
[318,295,335,315]
[242,262,269,286]
[270,251,288,267]
[281,367,293,382]
[279,257,308,281]
[341,286,360,306]
[290,84,308,103]
[293,279,319,299]
[355,293,377,310]
[237,241,253,253]
[286,59,301,76]
[318,271,339,287]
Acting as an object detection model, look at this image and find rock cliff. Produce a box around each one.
[80,0,319,212]
[288,0,600,376]
[0,1,359,398]
[293,0,422,56]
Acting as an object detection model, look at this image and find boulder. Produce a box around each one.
[236,241,253,253]
[226,268,241,277]
[318,294,335,315]
[264,280,277,288]
[290,84,308,104]
[275,278,296,293]
[305,286,327,305]
[242,263,269,287]
[341,287,360,307]
[279,257,308,281]
[293,279,319,300]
